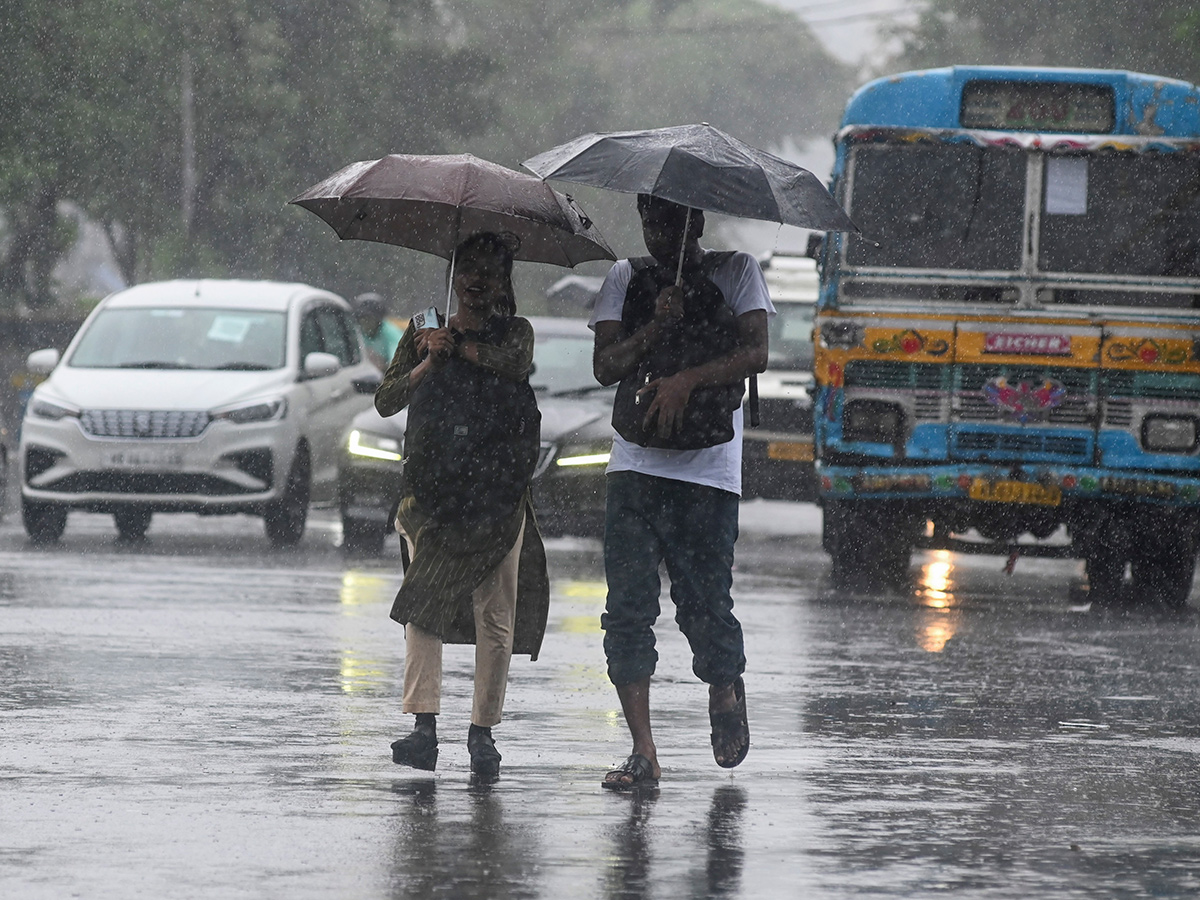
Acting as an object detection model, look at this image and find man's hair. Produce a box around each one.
[636,193,704,236]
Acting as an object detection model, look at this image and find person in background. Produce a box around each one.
[354,292,405,369]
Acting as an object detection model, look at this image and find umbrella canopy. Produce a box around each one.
[290,153,616,268]
[522,123,857,233]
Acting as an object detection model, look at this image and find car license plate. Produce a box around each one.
[767,440,814,462]
[969,478,1061,506]
[108,450,185,470]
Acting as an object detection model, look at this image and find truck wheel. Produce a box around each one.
[1085,553,1125,606]
[1131,549,1195,610]
[23,497,67,544]
[264,449,310,548]
[113,507,152,541]
[342,517,386,556]
[828,502,913,590]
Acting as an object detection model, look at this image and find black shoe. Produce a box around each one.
[468,726,501,784]
[392,728,438,771]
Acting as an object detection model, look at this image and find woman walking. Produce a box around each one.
[375,231,549,785]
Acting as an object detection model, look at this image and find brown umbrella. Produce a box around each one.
[290,153,616,269]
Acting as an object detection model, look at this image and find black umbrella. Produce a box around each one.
[522,123,857,234]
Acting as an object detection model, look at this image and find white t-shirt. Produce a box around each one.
[588,250,775,495]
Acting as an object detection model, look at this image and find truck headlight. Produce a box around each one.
[348,429,403,462]
[555,444,611,467]
[1142,415,1197,453]
[842,400,904,445]
[211,398,286,424]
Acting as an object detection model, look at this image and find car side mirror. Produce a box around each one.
[805,233,824,260]
[27,348,60,375]
[352,373,382,394]
[302,351,341,379]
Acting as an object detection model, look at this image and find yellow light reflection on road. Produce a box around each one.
[917,550,960,652]
[339,571,394,693]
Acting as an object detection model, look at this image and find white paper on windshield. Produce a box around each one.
[1045,157,1088,215]
[207,315,253,343]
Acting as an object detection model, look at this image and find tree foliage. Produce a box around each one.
[890,0,1200,84]
[0,0,847,311]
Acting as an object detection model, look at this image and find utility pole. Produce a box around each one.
[181,50,196,237]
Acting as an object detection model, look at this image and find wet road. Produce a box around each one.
[2,502,1199,898]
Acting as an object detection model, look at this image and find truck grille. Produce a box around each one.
[845,360,946,390]
[953,430,1090,458]
[954,364,1096,426]
[80,410,211,439]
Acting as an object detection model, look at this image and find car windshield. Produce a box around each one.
[69,308,287,370]
[529,331,601,395]
[768,303,814,371]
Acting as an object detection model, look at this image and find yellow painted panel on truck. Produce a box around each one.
[815,311,1200,384]
[954,320,1101,368]
[813,313,955,386]
[1100,323,1200,374]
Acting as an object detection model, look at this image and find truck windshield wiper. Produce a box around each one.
[214,362,274,370]
[547,383,616,398]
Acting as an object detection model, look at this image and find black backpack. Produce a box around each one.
[404,317,541,526]
[611,251,744,450]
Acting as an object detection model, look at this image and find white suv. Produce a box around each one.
[19,279,379,545]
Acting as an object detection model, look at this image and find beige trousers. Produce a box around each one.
[401,517,525,727]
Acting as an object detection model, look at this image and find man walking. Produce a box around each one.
[589,194,773,789]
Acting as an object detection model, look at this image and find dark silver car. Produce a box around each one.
[338,316,612,554]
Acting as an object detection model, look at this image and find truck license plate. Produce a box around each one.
[969,478,1061,506]
[767,440,814,462]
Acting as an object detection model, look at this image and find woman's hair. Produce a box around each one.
[448,231,520,316]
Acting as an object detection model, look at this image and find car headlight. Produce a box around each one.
[348,429,403,462]
[555,443,611,467]
[29,399,80,421]
[211,398,287,424]
[1142,415,1197,453]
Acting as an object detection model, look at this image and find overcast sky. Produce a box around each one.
[760,0,922,67]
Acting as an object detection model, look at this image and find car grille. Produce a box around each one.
[80,409,211,439]
[38,471,256,496]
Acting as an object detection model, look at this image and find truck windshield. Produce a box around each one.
[846,143,1026,271]
[1039,153,1200,278]
[70,308,287,370]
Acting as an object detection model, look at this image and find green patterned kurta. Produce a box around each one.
[375,317,550,660]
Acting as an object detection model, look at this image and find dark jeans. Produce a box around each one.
[601,470,745,687]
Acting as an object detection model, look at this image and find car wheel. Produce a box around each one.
[22,497,67,544]
[264,448,310,548]
[342,517,386,556]
[113,507,153,541]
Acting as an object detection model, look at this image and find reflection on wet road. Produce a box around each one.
[1,503,1198,898]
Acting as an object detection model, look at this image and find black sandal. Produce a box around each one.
[710,676,750,769]
[468,726,502,785]
[391,729,438,771]
[602,753,659,791]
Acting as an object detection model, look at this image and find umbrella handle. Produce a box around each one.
[674,207,691,287]
[445,246,456,321]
